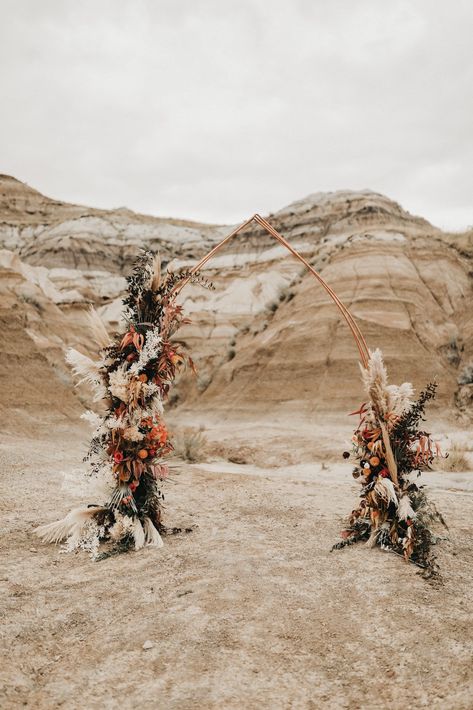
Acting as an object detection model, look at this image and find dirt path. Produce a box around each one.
[1,431,473,709]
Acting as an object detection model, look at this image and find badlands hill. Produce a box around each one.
[0,173,472,434]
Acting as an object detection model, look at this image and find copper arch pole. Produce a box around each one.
[173,215,370,368]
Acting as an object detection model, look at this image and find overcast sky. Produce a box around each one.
[1,0,472,229]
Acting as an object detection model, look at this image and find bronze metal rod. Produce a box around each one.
[253,214,370,367]
[254,214,368,354]
[174,213,370,368]
[172,216,257,297]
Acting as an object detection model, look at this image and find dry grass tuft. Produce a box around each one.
[441,442,470,472]
[172,426,208,463]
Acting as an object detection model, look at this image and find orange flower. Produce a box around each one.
[150,424,168,444]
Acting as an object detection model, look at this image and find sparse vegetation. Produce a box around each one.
[440,443,470,472]
[19,293,43,311]
[446,338,463,367]
[458,363,473,385]
[172,426,208,462]
[167,391,180,407]
[197,372,212,392]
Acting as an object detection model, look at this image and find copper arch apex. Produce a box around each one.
[173,214,370,368]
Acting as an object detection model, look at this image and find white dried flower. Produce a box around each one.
[122,425,144,442]
[130,327,162,374]
[80,410,102,428]
[89,461,116,497]
[64,519,105,560]
[144,394,164,417]
[141,381,159,398]
[108,363,131,402]
[105,414,127,430]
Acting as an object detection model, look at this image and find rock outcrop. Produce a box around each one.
[0,175,472,430]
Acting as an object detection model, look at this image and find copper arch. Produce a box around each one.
[174,214,370,368]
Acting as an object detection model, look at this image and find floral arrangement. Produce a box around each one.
[333,349,447,578]
[34,251,210,559]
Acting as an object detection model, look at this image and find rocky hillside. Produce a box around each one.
[175,193,473,422]
[1,174,472,432]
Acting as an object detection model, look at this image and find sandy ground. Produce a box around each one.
[1,422,473,710]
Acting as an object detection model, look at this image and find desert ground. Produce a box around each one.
[1,417,473,710]
[1,176,473,707]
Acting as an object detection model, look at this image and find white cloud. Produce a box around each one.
[0,0,472,229]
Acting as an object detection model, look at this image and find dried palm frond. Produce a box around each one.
[142,516,164,547]
[33,507,105,544]
[374,477,398,507]
[398,494,416,521]
[107,485,138,514]
[133,518,145,550]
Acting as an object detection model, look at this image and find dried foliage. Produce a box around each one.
[440,442,470,472]
[333,350,447,579]
[172,426,208,463]
[35,250,210,558]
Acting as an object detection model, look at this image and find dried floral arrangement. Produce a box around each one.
[333,349,447,578]
[34,251,210,559]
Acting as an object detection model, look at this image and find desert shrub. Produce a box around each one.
[458,363,473,385]
[19,293,43,311]
[197,372,212,392]
[446,338,462,367]
[167,391,180,407]
[278,289,295,303]
[172,426,208,462]
[441,442,470,472]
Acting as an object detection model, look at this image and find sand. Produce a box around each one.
[1,421,473,710]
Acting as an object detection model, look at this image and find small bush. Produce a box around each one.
[442,443,470,472]
[20,293,43,311]
[172,427,208,463]
[446,339,461,367]
[458,363,473,385]
[197,372,212,392]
